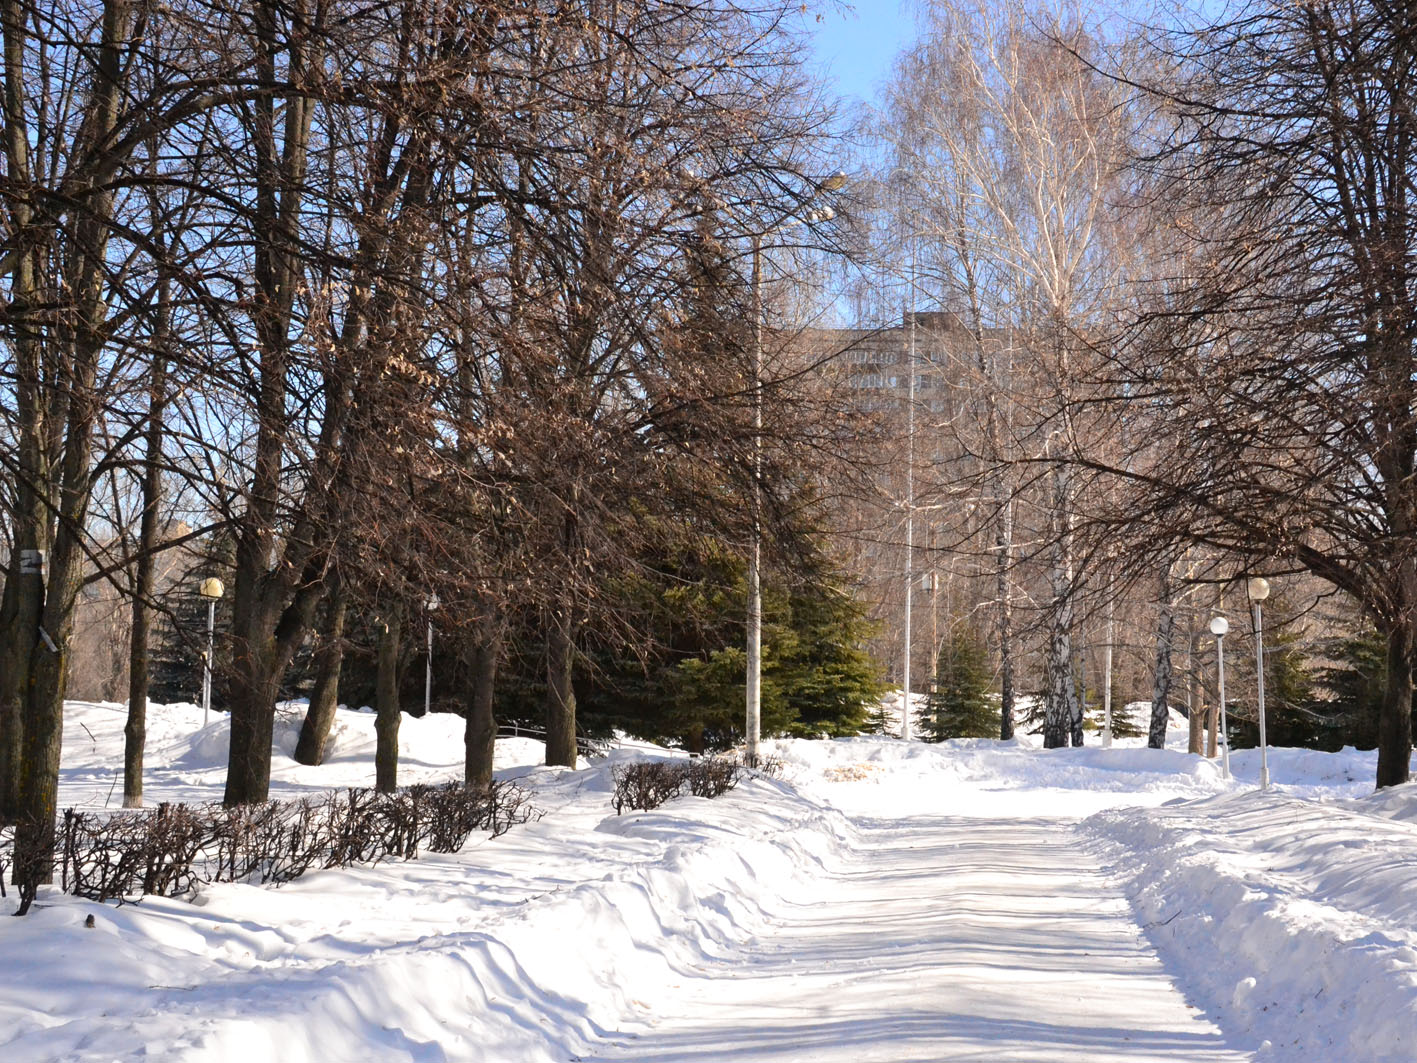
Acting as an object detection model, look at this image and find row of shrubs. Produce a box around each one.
[1,756,761,906]
[610,756,757,814]
[0,780,535,905]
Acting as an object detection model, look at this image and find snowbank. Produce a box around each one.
[1,703,861,1061]
[4,700,1416,1061]
[1087,778,1417,1062]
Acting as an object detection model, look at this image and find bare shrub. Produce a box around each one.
[684,757,742,799]
[53,780,537,904]
[611,757,744,814]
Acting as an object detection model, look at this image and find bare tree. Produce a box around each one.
[877,0,1142,746]
[1087,0,1417,786]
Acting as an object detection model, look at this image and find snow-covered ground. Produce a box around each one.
[1,700,1414,1061]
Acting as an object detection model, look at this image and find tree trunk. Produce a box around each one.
[1376,622,1413,788]
[124,332,168,809]
[0,0,47,829]
[1149,567,1175,750]
[685,721,705,756]
[294,575,348,766]
[375,601,404,793]
[224,634,283,805]
[545,605,578,767]
[996,498,1015,741]
[1186,629,1204,756]
[463,622,500,791]
[14,627,68,908]
[0,542,42,825]
[1069,642,1085,747]
[15,445,97,904]
[225,0,320,806]
[7,2,134,897]
[1043,469,1075,749]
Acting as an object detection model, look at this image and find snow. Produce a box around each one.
[1,699,1415,1061]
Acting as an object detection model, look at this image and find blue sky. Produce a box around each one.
[802,3,918,110]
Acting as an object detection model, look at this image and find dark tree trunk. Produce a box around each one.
[8,1,133,899]
[1069,644,1086,747]
[996,500,1015,741]
[1149,568,1175,750]
[685,722,705,756]
[124,341,167,808]
[463,623,500,790]
[375,601,404,793]
[294,575,348,766]
[0,542,42,825]
[0,0,47,829]
[1043,467,1075,749]
[545,606,577,767]
[1377,622,1413,789]
[1186,630,1204,756]
[14,630,68,906]
[224,635,283,806]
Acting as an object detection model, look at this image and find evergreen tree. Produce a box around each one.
[919,624,996,741]
[567,525,884,750]
[1313,627,1386,750]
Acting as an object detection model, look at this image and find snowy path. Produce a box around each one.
[589,812,1251,1063]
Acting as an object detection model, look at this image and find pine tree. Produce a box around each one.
[1314,627,1386,749]
[919,624,996,741]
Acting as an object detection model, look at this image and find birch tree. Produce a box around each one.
[879,0,1139,747]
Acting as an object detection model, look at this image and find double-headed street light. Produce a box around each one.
[199,577,224,728]
[1209,614,1231,779]
[746,172,846,766]
[1248,576,1271,788]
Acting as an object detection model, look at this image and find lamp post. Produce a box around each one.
[901,261,917,742]
[198,577,224,728]
[1102,599,1115,749]
[745,172,845,766]
[1247,577,1271,788]
[425,594,439,717]
[1209,615,1231,779]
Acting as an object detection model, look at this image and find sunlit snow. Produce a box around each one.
[1,700,1412,1061]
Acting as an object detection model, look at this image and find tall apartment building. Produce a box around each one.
[799,311,995,694]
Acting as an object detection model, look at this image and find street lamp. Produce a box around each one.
[1102,598,1115,749]
[425,594,439,717]
[1209,615,1231,779]
[1247,577,1271,788]
[198,577,224,728]
[746,172,846,766]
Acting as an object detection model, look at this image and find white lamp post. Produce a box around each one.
[1102,599,1115,749]
[425,594,439,717]
[1209,614,1231,779]
[198,577,224,728]
[746,172,846,766]
[1247,577,1271,788]
[901,260,916,742]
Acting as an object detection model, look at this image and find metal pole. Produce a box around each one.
[746,234,763,766]
[930,568,939,695]
[902,299,915,741]
[425,616,434,717]
[1102,601,1114,748]
[1216,633,1231,779]
[203,598,214,728]
[1254,600,1269,788]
